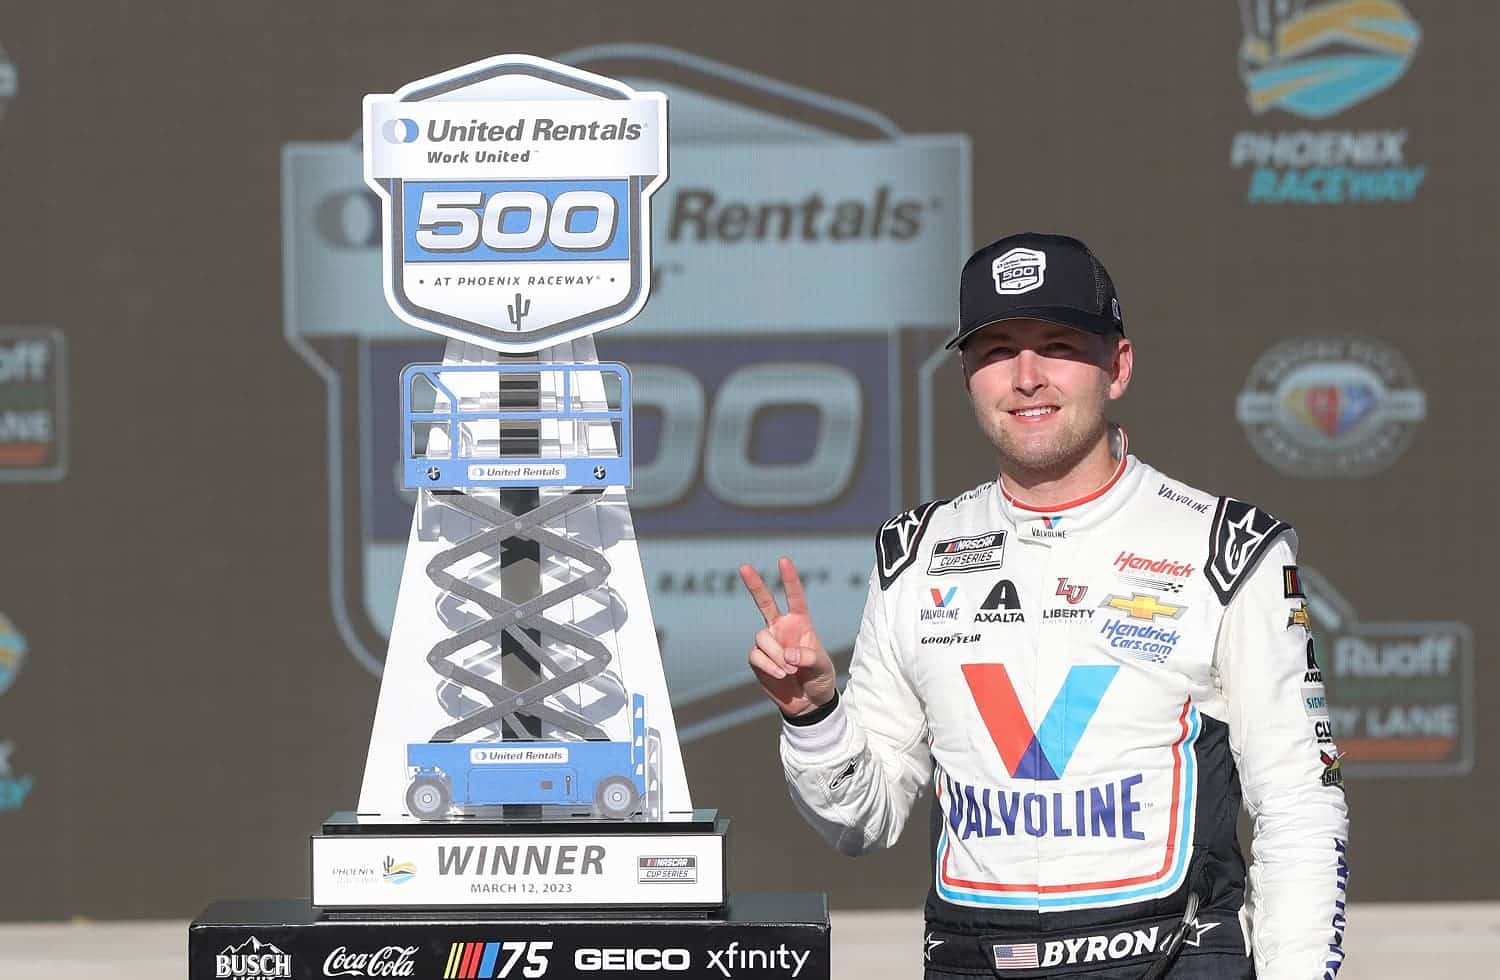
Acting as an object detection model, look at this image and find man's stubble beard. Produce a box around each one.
[971,387,1111,485]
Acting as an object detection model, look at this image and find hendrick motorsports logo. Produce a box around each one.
[1302,566,1472,776]
[0,328,68,482]
[1231,0,1425,203]
[1236,335,1425,477]
[363,55,666,353]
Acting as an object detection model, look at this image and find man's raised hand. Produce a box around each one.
[739,556,837,719]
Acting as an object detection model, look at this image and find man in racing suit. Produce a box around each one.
[740,233,1349,979]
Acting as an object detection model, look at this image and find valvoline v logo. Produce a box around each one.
[962,664,1119,780]
[930,587,958,608]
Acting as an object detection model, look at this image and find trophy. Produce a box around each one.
[189,54,830,980]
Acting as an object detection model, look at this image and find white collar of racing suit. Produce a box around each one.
[994,426,1143,539]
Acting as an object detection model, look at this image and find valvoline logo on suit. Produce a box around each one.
[934,664,1201,911]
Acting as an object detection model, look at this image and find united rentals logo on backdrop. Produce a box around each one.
[1230,0,1426,204]
[281,45,968,739]
[1235,335,1425,477]
[0,328,67,483]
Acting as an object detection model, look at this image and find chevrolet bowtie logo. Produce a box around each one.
[1101,593,1185,622]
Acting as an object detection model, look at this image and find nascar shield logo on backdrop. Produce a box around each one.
[362,55,667,352]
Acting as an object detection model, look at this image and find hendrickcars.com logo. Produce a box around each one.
[1231,0,1425,203]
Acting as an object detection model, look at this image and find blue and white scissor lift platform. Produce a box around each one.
[401,362,632,491]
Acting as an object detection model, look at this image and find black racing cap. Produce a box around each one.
[949,232,1124,350]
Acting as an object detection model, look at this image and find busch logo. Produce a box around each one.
[323,945,418,978]
[216,938,291,980]
[362,55,667,352]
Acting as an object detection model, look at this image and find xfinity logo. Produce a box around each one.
[706,942,811,978]
[323,945,417,977]
[216,938,291,980]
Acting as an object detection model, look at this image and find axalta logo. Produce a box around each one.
[962,663,1118,780]
[1113,552,1194,578]
[1236,335,1425,477]
[973,579,1024,624]
[1231,0,1425,203]
[216,938,292,980]
[0,613,26,697]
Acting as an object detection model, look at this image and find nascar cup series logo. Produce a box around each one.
[363,54,666,352]
[1231,0,1425,203]
[1235,335,1425,477]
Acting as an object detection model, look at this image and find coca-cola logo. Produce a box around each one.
[322,945,418,978]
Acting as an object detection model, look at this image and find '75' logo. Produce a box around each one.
[962,664,1118,780]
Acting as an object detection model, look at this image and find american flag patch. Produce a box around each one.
[992,943,1039,969]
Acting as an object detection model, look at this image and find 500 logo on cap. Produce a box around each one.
[992,247,1046,294]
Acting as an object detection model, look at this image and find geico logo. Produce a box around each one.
[414,188,619,253]
[574,948,690,971]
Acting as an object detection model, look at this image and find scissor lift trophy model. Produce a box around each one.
[187,55,830,980]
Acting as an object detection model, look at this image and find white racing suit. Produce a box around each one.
[781,446,1348,978]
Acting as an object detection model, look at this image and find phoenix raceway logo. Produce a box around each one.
[1231,0,1425,203]
[1236,335,1425,477]
[282,45,969,740]
[1300,566,1472,776]
[0,328,68,482]
[216,937,291,980]
[382,855,416,884]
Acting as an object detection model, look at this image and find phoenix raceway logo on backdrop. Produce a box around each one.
[0,328,67,482]
[1235,335,1425,477]
[1231,0,1425,203]
[281,45,969,739]
[1301,565,1472,776]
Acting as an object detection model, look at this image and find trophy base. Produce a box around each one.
[311,810,727,911]
[190,893,830,979]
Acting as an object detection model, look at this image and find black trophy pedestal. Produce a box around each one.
[189,893,830,979]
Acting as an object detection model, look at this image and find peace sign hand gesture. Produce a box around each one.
[739,556,838,719]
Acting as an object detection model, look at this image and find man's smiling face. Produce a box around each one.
[960,318,1131,479]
